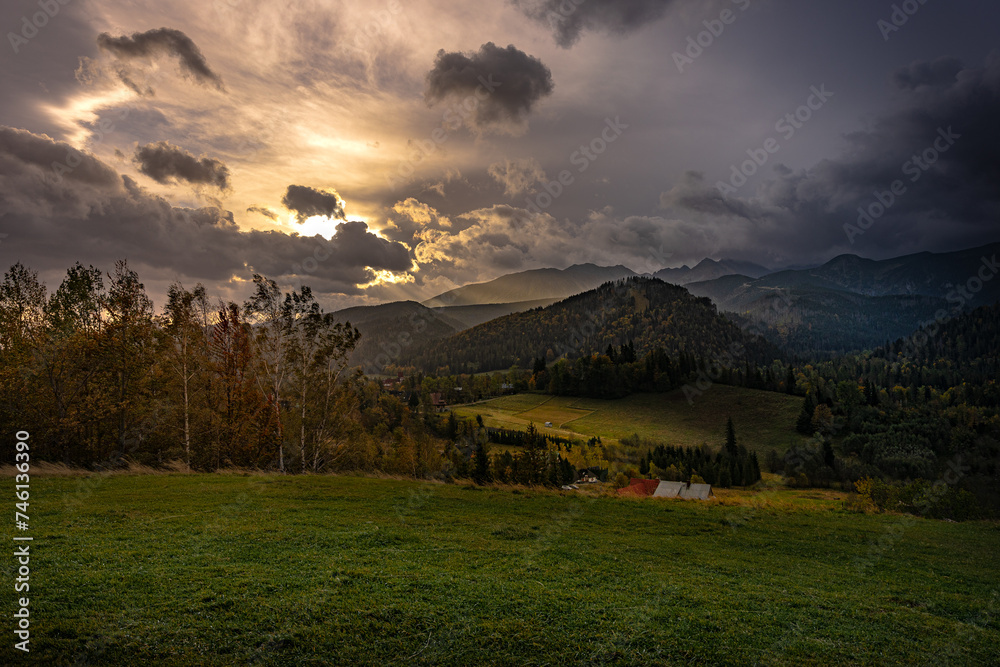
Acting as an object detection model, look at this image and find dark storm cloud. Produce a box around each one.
[0,126,120,187]
[660,171,760,219]
[663,54,1000,261]
[96,28,225,91]
[511,0,674,48]
[134,141,231,190]
[891,56,964,91]
[0,128,411,296]
[282,185,347,223]
[425,42,554,134]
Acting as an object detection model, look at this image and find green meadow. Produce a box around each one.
[453,387,806,454]
[3,473,998,665]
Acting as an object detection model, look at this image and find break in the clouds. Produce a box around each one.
[425,42,554,135]
[488,158,548,197]
[662,54,1000,260]
[282,185,347,223]
[0,128,411,294]
[511,0,674,48]
[134,141,230,190]
[96,28,225,91]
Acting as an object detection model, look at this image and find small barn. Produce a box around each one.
[619,478,713,500]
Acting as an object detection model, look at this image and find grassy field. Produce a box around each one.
[453,387,806,454]
[4,473,998,665]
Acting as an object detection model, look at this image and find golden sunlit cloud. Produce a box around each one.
[360,269,415,289]
[43,87,136,149]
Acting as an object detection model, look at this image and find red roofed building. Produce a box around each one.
[618,478,660,497]
[618,478,714,500]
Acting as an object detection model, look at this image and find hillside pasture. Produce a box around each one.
[454,386,806,454]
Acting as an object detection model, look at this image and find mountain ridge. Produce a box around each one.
[422,263,637,307]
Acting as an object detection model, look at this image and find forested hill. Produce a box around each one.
[330,301,461,373]
[404,277,780,374]
[876,301,1000,387]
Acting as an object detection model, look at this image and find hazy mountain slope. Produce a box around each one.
[654,258,771,285]
[406,277,779,374]
[331,301,461,372]
[686,242,1000,355]
[422,264,637,307]
[748,242,1000,299]
[432,298,559,330]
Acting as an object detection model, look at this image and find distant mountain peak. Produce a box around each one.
[422,264,637,307]
[654,258,771,285]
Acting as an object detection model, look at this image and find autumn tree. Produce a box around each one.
[37,264,106,461]
[307,315,360,471]
[244,275,291,471]
[282,285,361,472]
[102,261,155,457]
[161,283,210,470]
[210,302,270,468]
[0,262,46,349]
[0,263,47,450]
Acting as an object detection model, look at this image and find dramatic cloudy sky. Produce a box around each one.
[1,0,998,307]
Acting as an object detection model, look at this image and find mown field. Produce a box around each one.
[453,387,806,454]
[3,473,998,665]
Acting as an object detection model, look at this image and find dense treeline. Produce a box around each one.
[632,424,762,489]
[0,261,446,475]
[406,278,780,375]
[485,426,577,450]
[532,344,798,399]
[726,290,947,358]
[445,418,577,487]
[770,303,1000,513]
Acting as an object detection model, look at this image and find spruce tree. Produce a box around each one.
[473,441,491,485]
[796,395,816,435]
[725,417,737,453]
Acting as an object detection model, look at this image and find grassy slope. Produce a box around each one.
[453,387,806,454]
[6,474,998,665]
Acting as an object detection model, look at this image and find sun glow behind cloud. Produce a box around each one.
[296,215,343,240]
[361,269,415,289]
[43,87,137,149]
